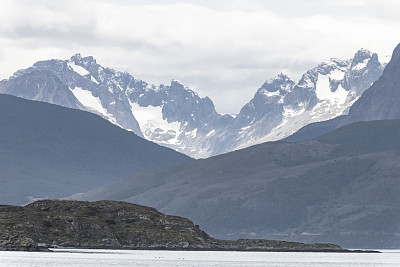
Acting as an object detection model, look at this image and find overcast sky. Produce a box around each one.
[0,0,399,114]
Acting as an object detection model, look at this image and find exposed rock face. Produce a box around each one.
[0,200,345,252]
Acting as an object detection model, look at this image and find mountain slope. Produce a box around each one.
[0,94,191,205]
[0,70,84,110]
[286,43,400,142]
[2,48,385,158]
[347,44,400,121]
[75,119,400,249]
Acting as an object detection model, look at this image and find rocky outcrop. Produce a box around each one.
[0,200,347,252]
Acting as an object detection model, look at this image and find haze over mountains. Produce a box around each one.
[0,94,190,205]
[0,48,386,158]
[73,43,400,249]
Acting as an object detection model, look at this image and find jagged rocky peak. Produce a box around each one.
[348,48,383,77]
[170,79,189,89]
[260,73,294,93]
[166,79,197,101]
[67,53,134,87]
[345,42,400,122]
[70,52,83,61]
[69,53,97,67]
[312,58,349,78]
[163,79,218,125]
[342,48,385,99]
[366,53,380,68]
[351,48,373,67]
[235,75,289,127]
[67,53,111,81]
[167,79,214,109]
[167,79,200,99]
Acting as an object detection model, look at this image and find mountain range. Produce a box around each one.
[72,43,400,249]
[1,42,400,249]
[0,48,386,158]
[0,94,190,205]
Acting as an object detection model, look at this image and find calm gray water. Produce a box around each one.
[1,249,400,266]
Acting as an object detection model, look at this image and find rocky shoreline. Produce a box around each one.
[0,200,375,253]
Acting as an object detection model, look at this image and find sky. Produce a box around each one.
[0,0,399,114]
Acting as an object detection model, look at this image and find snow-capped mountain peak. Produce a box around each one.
[228,48,386,151]
[67,61,90,76]
[261,73,294,93]
[351,48,373,68]
[70,53,97,66]
[170,79,189,88]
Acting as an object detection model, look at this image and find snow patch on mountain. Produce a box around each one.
[260,89,281,97]
[67,62,90,76]
[315,74,347,104]
[206,130,215,137]
[353,59,369,70]
[70,87,115,123]
[283,106,305,117]
[329,69,345,80]
[130,101,182,145]
[90,75,99,84]
[185,128,197,138]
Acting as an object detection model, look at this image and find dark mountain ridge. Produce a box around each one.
[0,94,191,205]
[75,118,400,249]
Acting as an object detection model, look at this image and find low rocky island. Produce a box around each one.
[0,200,354,252]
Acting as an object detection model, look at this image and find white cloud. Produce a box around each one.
[0,0,399,113]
